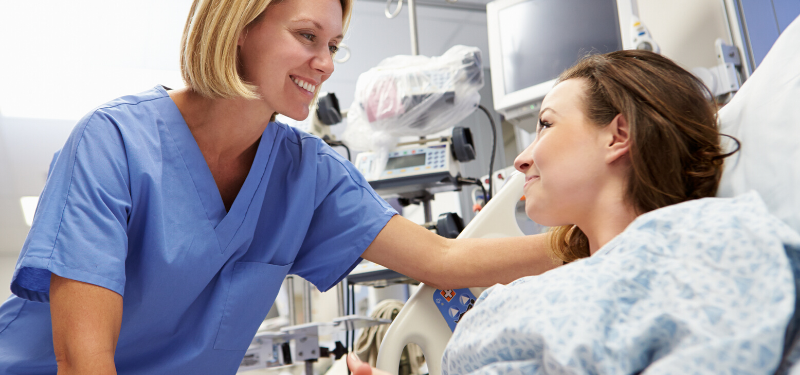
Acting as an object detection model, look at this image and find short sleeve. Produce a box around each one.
[290,145,397,291]
[11,110,131,302]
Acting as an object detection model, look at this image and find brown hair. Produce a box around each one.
[548,50,738,263]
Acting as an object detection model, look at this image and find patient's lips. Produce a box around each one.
[524,174,540,188]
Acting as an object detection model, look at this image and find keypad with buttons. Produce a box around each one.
[381,145,450,177]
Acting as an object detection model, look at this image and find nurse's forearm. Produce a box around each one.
[363,215,560,289]
[441,234,561,288]
[51,274,122,375]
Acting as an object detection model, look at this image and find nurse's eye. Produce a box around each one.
[329,45,339,54]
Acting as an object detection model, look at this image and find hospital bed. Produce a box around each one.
[375,14,800,375]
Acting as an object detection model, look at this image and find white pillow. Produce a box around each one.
[717,15,800,234]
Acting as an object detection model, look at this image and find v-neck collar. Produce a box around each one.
[156,86,278,253]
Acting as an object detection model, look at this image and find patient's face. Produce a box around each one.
[514,79,608,226]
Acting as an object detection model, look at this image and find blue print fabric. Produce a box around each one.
[443,192,800,375]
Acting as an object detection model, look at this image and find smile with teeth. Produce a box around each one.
[291,76,316,94]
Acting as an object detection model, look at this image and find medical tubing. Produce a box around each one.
[478,105,497,202]
[458,177,486,206]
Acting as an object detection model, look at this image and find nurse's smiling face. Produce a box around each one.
[237,0,343,120]
[513,78,609,226]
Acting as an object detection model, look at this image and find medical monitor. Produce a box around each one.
[486,0,636,132]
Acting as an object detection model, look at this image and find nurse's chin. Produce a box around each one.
[277,107,311,122]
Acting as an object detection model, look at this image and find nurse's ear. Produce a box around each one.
[603,113,630,165]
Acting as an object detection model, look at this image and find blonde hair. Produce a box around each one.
[180,0,353,100]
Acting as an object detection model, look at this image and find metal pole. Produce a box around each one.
[337,281,346,317]
[408,0,419,55]
[286,276,297,325]
[423,198,433,223]
[303,280,313,323]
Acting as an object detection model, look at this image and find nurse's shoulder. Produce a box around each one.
[273,121,371,203]
[274,120,350,165]
[63,86,170,150]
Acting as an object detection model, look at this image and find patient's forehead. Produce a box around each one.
[540,78,587,117]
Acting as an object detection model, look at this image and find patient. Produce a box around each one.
[349,50,800,374]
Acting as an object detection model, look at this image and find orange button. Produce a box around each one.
[400,169,406,173]
[414,167,420,171]
[425,166,431,169]
[386,171,393,174]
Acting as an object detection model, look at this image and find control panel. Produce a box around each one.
[354,140,458,182]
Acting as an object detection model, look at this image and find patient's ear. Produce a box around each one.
[604,114,630,164]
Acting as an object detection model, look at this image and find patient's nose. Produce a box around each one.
[515,143,535,173]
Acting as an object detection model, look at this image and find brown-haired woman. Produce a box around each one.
[346,50,800,375]
[516,49,735,263]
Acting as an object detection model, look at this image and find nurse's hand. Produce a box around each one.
[347,353,391,375]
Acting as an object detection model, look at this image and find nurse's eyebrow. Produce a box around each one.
[292,18,344,40]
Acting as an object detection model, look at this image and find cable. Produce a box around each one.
[477,105,497,202]
[323,136,352,162]
[457,177,486,206]
[340,143,352,162]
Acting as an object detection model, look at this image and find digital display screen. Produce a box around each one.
[385,154,426,170]
[498,0,622,95]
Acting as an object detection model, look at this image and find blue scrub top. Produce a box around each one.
[0,86,397,374]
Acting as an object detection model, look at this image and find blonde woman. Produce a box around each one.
[0,0,553,373]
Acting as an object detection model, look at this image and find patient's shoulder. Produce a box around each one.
[632,192,790,235]
[598,191,800,261]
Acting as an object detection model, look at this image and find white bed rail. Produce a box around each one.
[376,172,527,375]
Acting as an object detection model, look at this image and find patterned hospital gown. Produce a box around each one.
[442,192,800,375]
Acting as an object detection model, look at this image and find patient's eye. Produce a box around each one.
[537,119,552,133]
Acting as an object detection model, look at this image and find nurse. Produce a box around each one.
[0,0,555,373]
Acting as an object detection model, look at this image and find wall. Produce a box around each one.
[0,255,17,300]
[0,0,192,259]
[321,0,492,109]
[734,0,800,71]
[638,0,732,70]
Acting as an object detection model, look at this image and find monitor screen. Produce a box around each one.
[385,154,427,170]
[497,0,622,95]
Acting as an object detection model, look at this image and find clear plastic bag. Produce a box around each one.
[343,45,484,179]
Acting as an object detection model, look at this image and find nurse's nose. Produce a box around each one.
[514,141,536,174]
[311,46,335,76]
